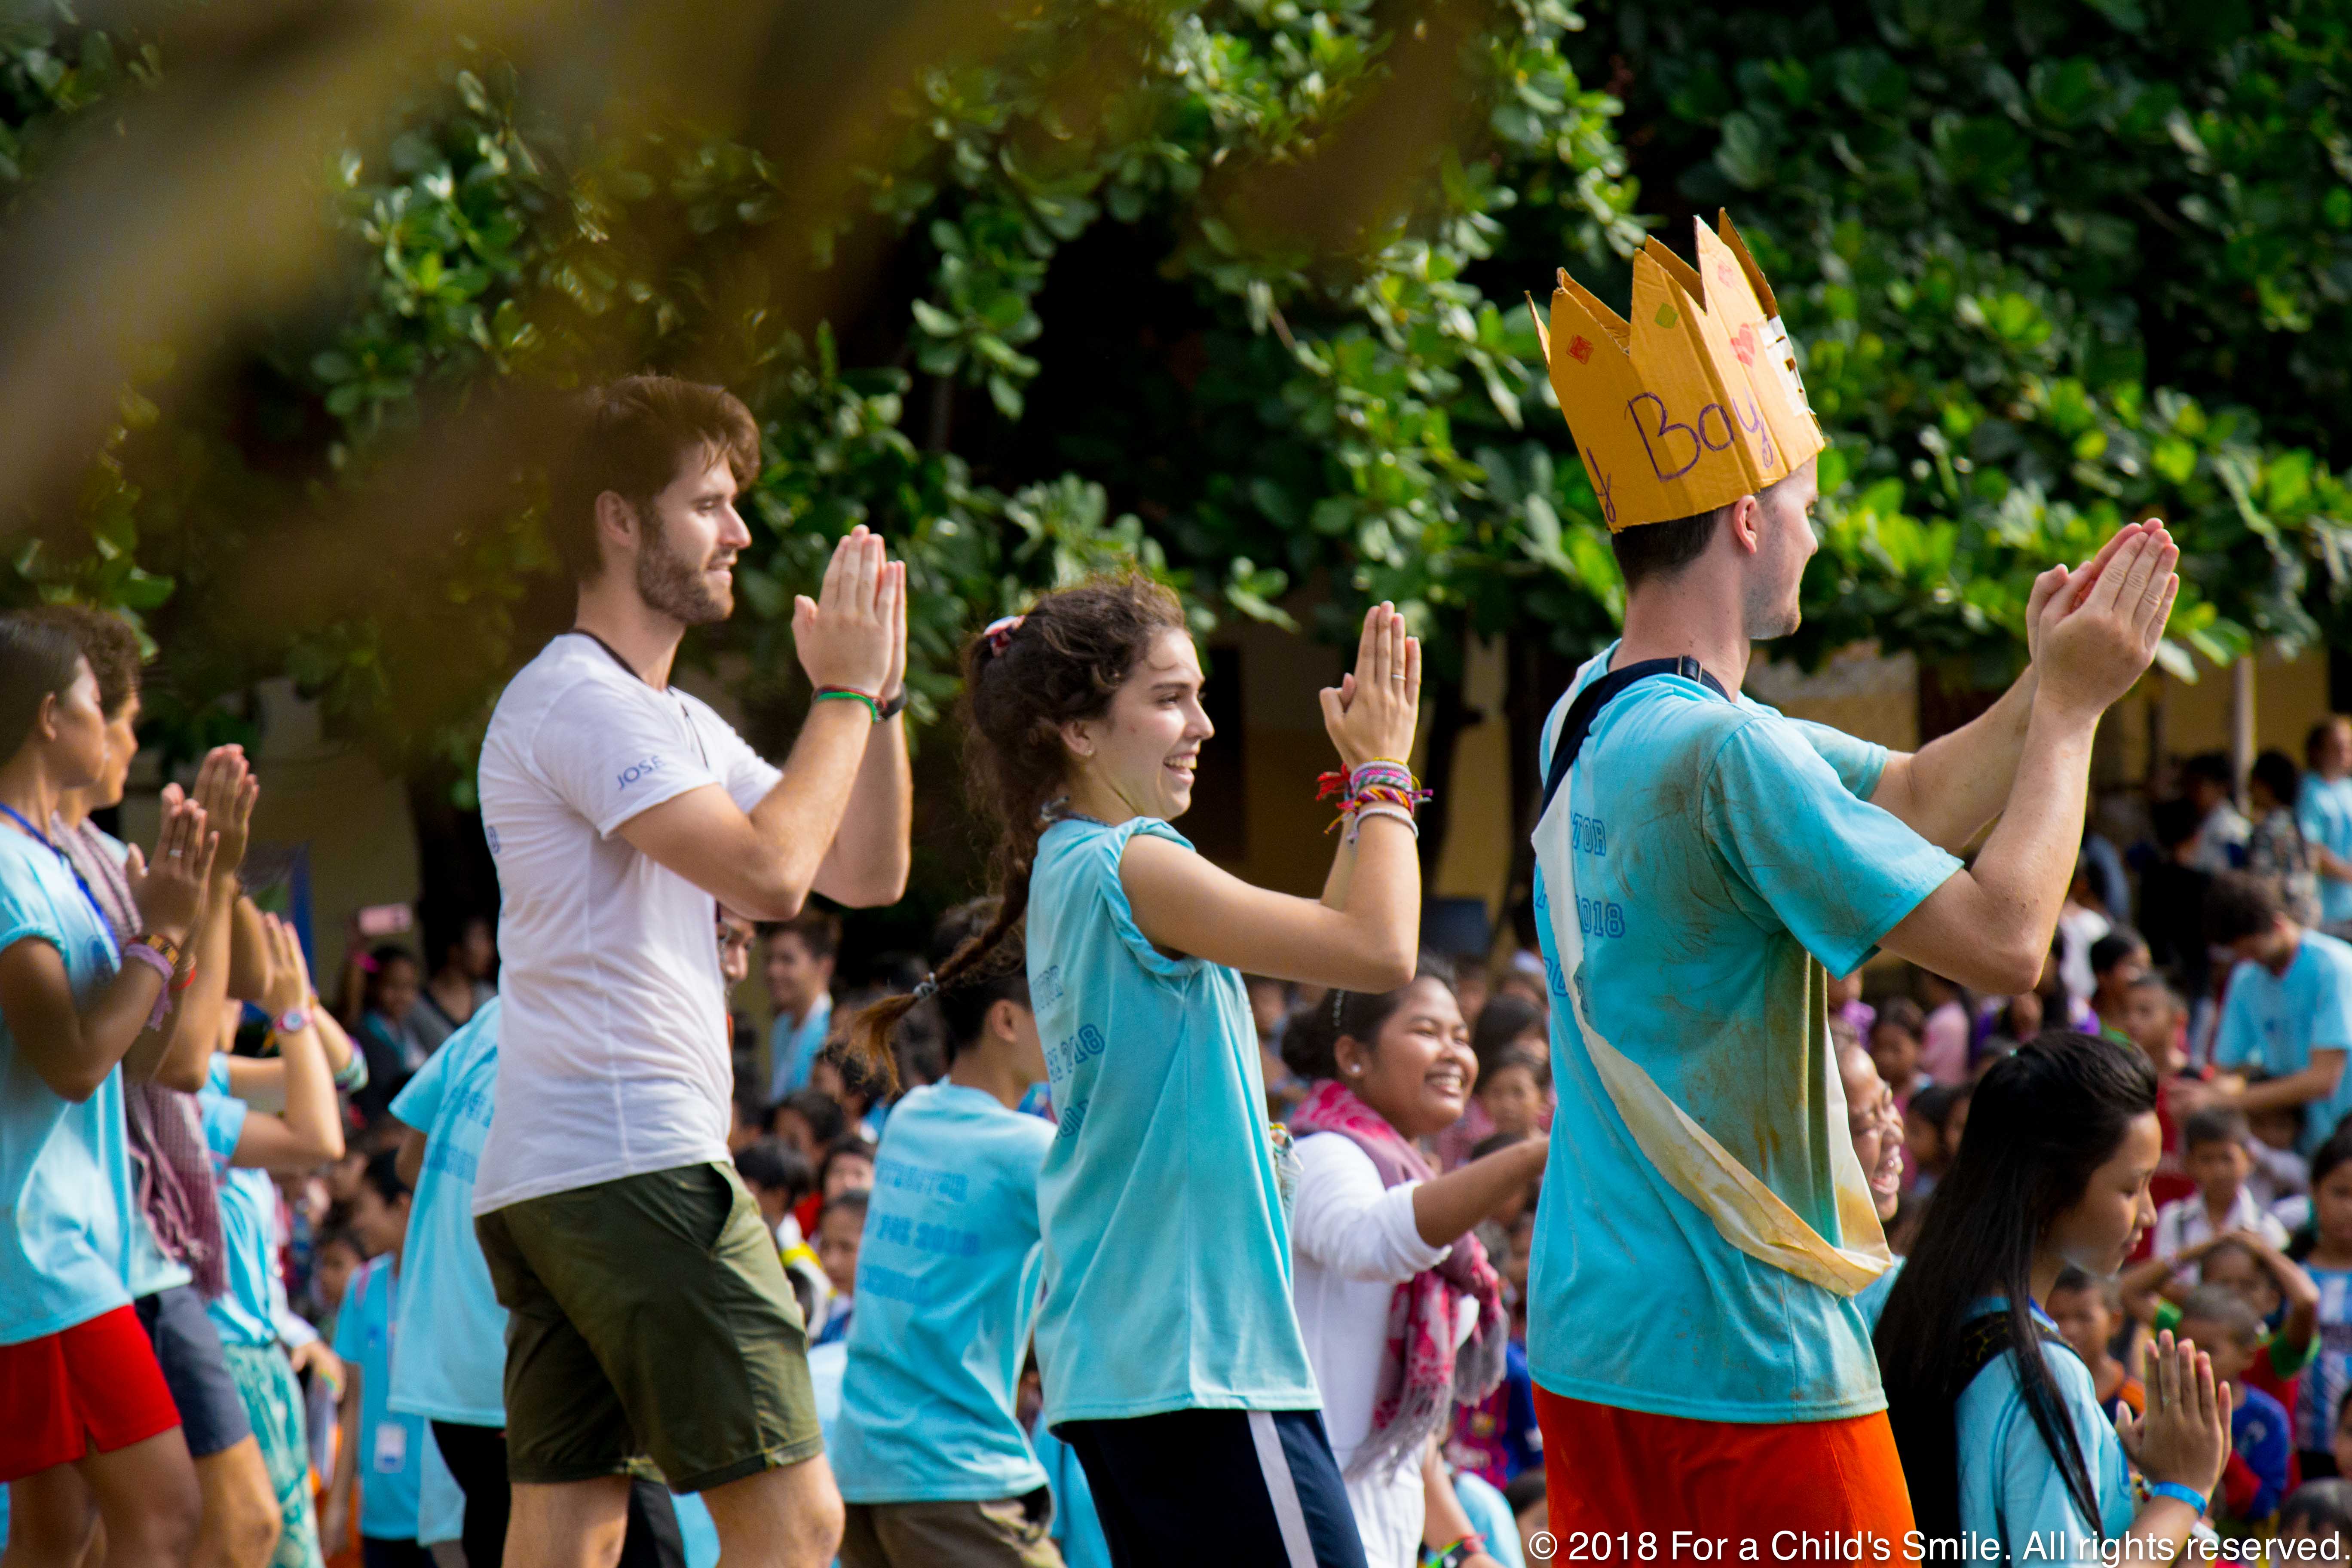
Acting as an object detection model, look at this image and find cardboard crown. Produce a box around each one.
[1535,212,1824,532]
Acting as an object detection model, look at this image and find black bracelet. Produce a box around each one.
[875,688,907,720]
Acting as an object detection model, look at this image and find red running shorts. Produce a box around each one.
[0,1305,182,1482]
[1534,1385,1917,1565]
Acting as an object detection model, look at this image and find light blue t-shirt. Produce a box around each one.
[834,1081,1053,1502]
[1527,647,1960,1422]
[2300,775,2352,927]
[334,1252,426,1542]
[387,1000,505,1426]
[197,1061,280,1348]
[1026,815,1320,1424]
[768,994,833,1103]
[1855,1255,1906,1330]
[0,829,187,1343]
[1955,1302,2134,1563]
[2211,931,2352,1152]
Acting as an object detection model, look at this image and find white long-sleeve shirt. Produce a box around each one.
[1290,1131,1454,1568]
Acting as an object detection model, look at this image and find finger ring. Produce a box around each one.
[1389,674,1406,683]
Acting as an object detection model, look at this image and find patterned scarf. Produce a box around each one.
[1291,1078,1508,1481]
[61,817,227,1298]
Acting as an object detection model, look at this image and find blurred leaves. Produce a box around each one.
[1581,0,2352,685]
[5,0,2351,797]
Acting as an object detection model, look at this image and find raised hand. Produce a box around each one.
[192,744,259,882]
[880,560,908,706]
[2035,524,2180,722]
[134,793,217,946]
[2116,1329,2232,1501]
[2026,520,2159,665]
[1319,603,1421,769]
[258,914,315,1017]
[792,526,897,698]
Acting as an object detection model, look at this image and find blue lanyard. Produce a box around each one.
[0,803,123,955]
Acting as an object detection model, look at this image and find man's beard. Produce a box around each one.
[636,518,732,626]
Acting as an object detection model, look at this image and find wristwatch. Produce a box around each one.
[274,1006,312,1037]
[875,688,907,721]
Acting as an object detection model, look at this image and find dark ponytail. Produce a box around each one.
[1281,958,1455,1081]
[848,898,1030,1075]
[1876,1030,2158,1550]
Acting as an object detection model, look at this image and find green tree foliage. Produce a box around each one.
[3,0,2348,814]
[1576,0,2352,685]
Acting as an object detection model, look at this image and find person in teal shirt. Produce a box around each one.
[832,900,1059,1565]
[200,913,350,1568]
[325,1153,428,1568]
[2301,717,2352,935]
[2205,871,2352,1151]
[1879,1033,2230,1565]
[909,581,1427,1568]
[0,617,215,1562]
[765,911,838,1102]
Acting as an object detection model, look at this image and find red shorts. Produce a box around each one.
[0,1305,181,1481]
[1535,1385,1915,1564]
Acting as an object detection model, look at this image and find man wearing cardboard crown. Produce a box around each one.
[1521,214,2181,1547]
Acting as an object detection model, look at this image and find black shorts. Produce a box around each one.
[1056,1408,1367,1568]
[133,1285,252,1459]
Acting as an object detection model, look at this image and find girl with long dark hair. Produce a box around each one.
[1281,967,1546,1568]
[888,577,1424,1568]
[1878,1030,2231,1562]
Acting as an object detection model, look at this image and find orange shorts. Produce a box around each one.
[1534,1385,1916,1565]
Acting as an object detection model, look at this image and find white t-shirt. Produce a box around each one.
[1290,1130,1467,1568]
[472,634,781,1213]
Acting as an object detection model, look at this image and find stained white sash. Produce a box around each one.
[1532,726,1891,1296]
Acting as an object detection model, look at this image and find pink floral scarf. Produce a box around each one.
[1291,1078,1508,1480]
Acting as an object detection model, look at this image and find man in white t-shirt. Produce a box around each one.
[472,375,909,1568]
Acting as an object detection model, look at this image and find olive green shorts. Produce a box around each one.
[475,1161,822,1492]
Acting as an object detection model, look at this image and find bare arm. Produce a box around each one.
[619,532,899,920]
[2228,1048,2346,1114]
[2243,1230,2320,1350]
[812,564,912,908]
[5,799,213,1102]
[1880,527,2179,995]
[148,747,261,1091]
[1420,1441,1503,1566]
[226,914,343,1173]
[1869,668,2036,854]
[1412,1137,1547,1249]
[322,1361,361,1550]
[1123,607,1422,992]
[1867,533,2134,853]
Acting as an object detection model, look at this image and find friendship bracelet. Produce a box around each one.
[1348,804,1420,843]
[132,930,184,970]
[120,943,174,1029]
[171,962,199,994]
[812,687,882,723]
